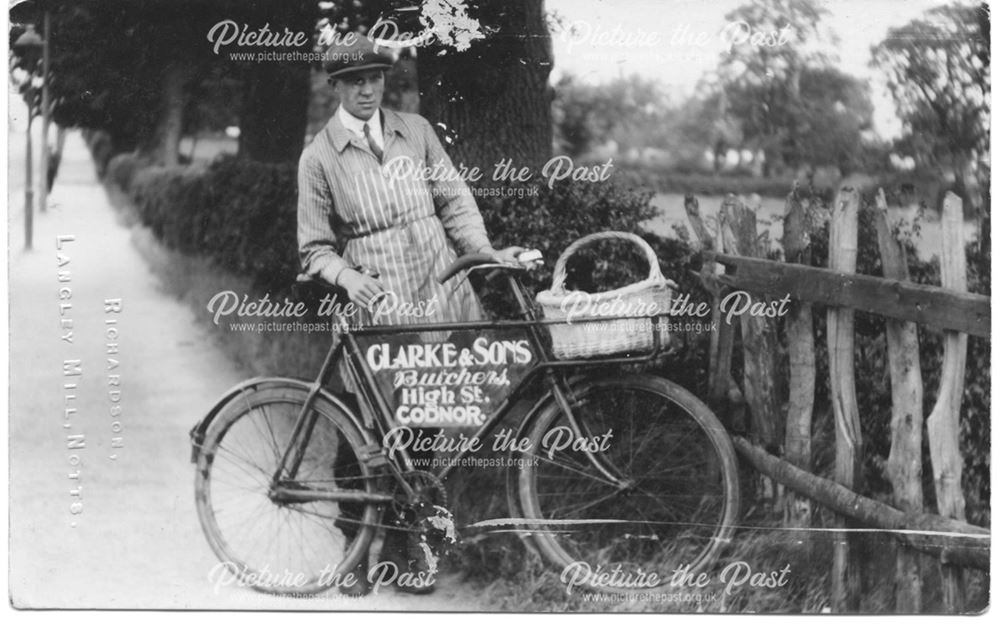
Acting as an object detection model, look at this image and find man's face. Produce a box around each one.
[333,70,385,120]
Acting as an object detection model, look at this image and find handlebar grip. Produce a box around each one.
[437,253,497,284]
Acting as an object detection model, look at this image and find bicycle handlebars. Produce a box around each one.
[437,250,543,284]
[436,253,498,284]
[295,252,541,290]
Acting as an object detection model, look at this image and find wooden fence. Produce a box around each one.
[687,186,990,613]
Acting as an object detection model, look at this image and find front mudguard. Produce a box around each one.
[188,376,373,463]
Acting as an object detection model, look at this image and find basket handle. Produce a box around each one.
[550,231,667,292]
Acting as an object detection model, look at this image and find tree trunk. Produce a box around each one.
[416,0,553,177]
[761,144,778,178]
[239,62,312,163]
[237,0,316,163]
[148,62,189,167]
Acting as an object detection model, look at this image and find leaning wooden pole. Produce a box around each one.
[873,189,924,612]
[721,196,781,452]
[927,192,970,613]
[827,187,861,611]
[732,436,989,570]
[687,194,745,431]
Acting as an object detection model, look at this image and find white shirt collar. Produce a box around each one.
[337,105,383,149]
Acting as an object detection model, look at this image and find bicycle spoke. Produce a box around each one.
[254,403,283,460]
[196,391,378,594]
[532,453,620,488]
[545,487,624,519]
[519,378,738,589]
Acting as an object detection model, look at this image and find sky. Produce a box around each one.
[546,0,959,140]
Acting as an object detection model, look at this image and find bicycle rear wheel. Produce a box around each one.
[517,374,738,590]
[195,385,379,595]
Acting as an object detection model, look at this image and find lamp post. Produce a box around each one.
[41,9,52,214]
[14,24,44,250]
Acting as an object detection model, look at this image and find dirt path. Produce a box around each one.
[8,129,485,610]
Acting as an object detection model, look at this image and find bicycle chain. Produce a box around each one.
[326,470,450,535]
[392,470,448,516]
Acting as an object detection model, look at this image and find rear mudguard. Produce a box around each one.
[188,376,374,463]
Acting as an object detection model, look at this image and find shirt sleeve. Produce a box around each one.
[421,118,493,256]
[297,150,349,283]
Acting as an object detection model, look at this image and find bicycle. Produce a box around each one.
[190,249,739,595]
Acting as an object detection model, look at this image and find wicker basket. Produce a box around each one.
[536,231,677,359]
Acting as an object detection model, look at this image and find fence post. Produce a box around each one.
[827,187,861,611]
[927,191,969,613]
[873,189,924,612]
[720,195,782,454]
[780,189,816,530]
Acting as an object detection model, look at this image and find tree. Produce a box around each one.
[21,0,554,170]
[317,0,554,177]
[15,0,318,165]
[417,0,553,175]
[715,0,838,176]
[33,1,160,155]
[552,73,672,159]
[234,0,319,163]
[412,0,553,175]
[871,2,990,215]
[673,83,744,173]
[794,67,874,174]
[127,0,229,166]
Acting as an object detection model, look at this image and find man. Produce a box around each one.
[297,35,521,595]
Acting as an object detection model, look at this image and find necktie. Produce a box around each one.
[363,122,383,163]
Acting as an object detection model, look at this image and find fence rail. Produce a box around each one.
[702,252,990,337]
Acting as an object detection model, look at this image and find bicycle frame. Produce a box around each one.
[268,269,672,506]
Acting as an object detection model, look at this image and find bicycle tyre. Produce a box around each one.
[516,374,739,590]
[195,385,380,595]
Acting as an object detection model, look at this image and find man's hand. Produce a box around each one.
[331,267,385,308]
[489,246,528,265]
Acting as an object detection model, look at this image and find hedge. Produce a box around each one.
[128,155,300,291]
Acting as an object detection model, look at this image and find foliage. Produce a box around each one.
[127,155,300,291]
[793,67,875,173]
[870,2,990,174]
[12,0,318,163]
[106,152,151,195]
[613,164,833,200]
[552,74,673,159]
[27,1,231,153]
[712,0,878,176]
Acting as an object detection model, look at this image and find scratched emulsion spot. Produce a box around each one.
[419,0,491,52]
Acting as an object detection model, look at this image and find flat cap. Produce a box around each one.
[323,35,394,79]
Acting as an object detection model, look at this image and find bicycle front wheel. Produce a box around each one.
[517,375,738,589]
[195,385,380,595]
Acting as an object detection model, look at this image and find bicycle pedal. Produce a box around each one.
[356,443,390,468]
